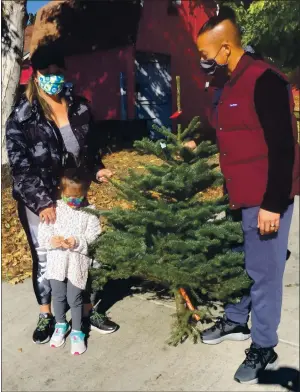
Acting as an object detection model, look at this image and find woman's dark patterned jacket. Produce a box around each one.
[6,84,104,215]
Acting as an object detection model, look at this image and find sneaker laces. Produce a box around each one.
[90,310,107,323]
[211,316,227,332]
[54,324,67,335]
[244,346,266,369]
[37,316,51,331]
[71,331,85,343]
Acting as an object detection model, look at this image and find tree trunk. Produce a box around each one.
[1,0,27,166]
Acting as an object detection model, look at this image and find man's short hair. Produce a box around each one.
[198,6,241,39]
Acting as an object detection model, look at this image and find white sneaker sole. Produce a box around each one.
[50,338,66,348]
[32,336,50,345]
[202,332,251,345]
[236,358,279,385]
[50,326,71,348]
[90,325,118,334]
[71,346,87,356]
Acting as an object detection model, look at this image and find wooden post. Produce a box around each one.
[176,76,182,138]
[176,75,181,113]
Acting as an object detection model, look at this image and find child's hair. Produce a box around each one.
[60,167,92,194]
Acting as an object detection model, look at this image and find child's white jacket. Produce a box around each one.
[38,200,101,290]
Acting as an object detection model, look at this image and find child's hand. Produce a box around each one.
[50,236,65,249]
[62,237,77,249]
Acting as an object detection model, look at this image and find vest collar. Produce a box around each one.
[228,53,254,87]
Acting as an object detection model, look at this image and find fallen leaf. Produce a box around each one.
[2,150,220,282]
[9,276,25,285]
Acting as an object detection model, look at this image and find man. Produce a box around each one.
[192,10,299,385]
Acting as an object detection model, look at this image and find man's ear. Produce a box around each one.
[223,44,231,57]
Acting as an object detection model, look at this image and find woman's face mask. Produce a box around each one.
[37,74,65,96]
[199,46,229,76]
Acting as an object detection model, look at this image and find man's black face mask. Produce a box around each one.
[199,57,228,76]
[199,46,229,88]
[199,46,228,76]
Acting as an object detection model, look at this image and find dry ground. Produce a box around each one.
[1,150,222,283]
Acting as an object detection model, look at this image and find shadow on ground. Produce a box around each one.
[258,367,300,392]
[93,278,220,332]
[94,278,171,315]
[95,278,140,314]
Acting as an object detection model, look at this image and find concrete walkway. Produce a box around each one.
[2,198,299,392]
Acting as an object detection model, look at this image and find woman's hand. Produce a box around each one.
[96,168,113,183]
[39,206,56,224]
[50,236,64,249]
[257,208,280,235]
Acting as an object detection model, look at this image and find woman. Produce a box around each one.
[6,43,118,344]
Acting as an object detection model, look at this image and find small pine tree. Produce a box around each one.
[89,117,251,345]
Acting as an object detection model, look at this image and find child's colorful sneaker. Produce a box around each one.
[50,322,70,348]
[70,331,86,355]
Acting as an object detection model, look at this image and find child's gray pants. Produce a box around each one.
[49,279,83,331]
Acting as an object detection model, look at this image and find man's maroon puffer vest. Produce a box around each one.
[210,55,300,209]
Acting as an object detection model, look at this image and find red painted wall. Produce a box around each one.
[66,46,135,121]
[65,0,214,126]
[136,0,214,126]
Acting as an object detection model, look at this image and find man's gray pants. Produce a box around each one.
[225,203,294,348]
[49,279,83,331]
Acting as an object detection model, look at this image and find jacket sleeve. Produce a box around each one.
[37,222,55,250]
[254,70,295,213]
[6,117,54,214]
[74,210,102,256]
[86,109,105,178]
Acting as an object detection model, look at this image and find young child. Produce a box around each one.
[38,168,101,355]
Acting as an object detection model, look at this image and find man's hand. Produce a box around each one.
[61,237,77,249]
[50,236,65,249]
[96,168,113,183]
[257,208,280,235]
[183,140,197,150]
[39,206,56,224]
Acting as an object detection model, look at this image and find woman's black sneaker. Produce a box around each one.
[83,310,119,334]
[234,343,278,384]
[32,313,55,344]
[201,316,250,345]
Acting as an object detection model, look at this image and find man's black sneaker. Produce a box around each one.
[234,343,279,384]
[201,316,250,345]
[83,310,118,335]
[32,313,55,344]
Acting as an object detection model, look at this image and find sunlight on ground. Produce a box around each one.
[1,150,222,283]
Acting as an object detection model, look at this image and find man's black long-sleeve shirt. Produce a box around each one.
[254,69,295,213]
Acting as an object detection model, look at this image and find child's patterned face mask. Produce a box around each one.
[62,195,85,208]
[38,74,65,95]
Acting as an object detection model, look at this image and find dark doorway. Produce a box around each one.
[135,51,172,139]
